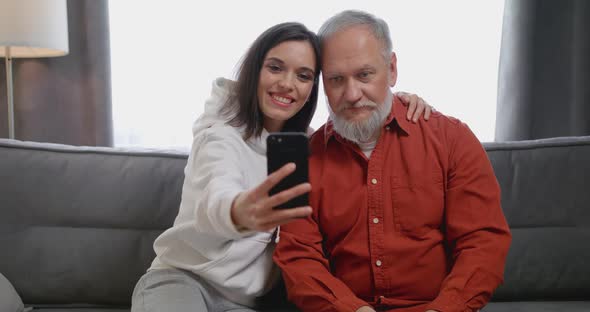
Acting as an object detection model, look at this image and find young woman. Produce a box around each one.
[131,22,432,312]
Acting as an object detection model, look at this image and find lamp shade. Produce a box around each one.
[0,0,69,58]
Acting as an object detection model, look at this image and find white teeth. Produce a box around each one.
[272,95,292,104]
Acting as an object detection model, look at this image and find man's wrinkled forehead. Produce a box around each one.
[320,26,384,68]
[320,24,374,48]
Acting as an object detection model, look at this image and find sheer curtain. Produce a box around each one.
[109,0,505,150]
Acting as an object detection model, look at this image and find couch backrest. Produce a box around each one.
[483,136,590,301]
[2,136,590,305]
[0,139,186,305]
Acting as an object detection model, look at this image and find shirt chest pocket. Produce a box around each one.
[391,170,444,238]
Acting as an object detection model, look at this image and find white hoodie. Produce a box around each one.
[149,78,280,307]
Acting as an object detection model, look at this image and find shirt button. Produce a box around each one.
[376,260,382,267]
[373,218,379,224]
[371,178,378,185]
[385,126,391,131]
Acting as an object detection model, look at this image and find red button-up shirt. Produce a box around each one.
[273,97,511,312]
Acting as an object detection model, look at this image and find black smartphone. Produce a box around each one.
[266,132,309,209]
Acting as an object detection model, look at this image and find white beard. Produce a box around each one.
[328,91,393,144]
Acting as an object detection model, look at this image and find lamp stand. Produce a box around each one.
[5,46,14,139]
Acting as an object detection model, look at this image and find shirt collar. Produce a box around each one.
[323,95,412,147]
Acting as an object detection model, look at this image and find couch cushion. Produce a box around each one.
[483,136,590,300]
[0,140,188,305]
[3,136,590,306]
[483,301,590,312]
[27,309,299,312]
[27,308,298,312]
[28,309,127,312]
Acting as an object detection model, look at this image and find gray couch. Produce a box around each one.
[1,136,589,311]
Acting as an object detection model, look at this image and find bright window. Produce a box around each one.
[109,0,505,149]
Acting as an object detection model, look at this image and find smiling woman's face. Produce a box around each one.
[257,40,316,133]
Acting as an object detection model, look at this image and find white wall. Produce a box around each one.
[109,0,505,149]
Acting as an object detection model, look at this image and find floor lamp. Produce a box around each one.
[0,0,69,140]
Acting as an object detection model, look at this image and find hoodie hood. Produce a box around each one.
[192,77,268,155]
[192,77,235,135]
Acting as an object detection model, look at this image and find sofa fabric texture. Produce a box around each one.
[1,136,589,311]
[0,140,186,307]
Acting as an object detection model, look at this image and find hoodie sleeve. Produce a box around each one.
[184,128,253,239]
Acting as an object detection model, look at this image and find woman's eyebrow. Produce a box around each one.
[265,57,315,75]
[264,57,284,64]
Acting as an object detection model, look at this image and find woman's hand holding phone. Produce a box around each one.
[230,163,312,232]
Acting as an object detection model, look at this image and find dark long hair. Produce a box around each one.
[221,22,321,140]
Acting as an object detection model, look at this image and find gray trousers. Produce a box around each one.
[131,268,257,312]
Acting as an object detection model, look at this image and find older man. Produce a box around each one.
[274,10,511,312]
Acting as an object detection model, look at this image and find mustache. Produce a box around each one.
[337,100,378,113]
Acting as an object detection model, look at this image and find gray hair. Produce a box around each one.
[318,10,393,63]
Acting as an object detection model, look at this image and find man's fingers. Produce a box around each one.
[264,182,311,209]
[253,163,296,197]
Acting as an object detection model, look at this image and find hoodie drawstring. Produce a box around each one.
[274,226,281,243]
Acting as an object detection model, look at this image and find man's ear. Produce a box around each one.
[389,52,398,87]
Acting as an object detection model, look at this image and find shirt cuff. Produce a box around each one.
[333,297,371,312]
[425,292,468,312]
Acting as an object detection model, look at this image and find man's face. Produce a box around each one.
[321,25,397,124]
